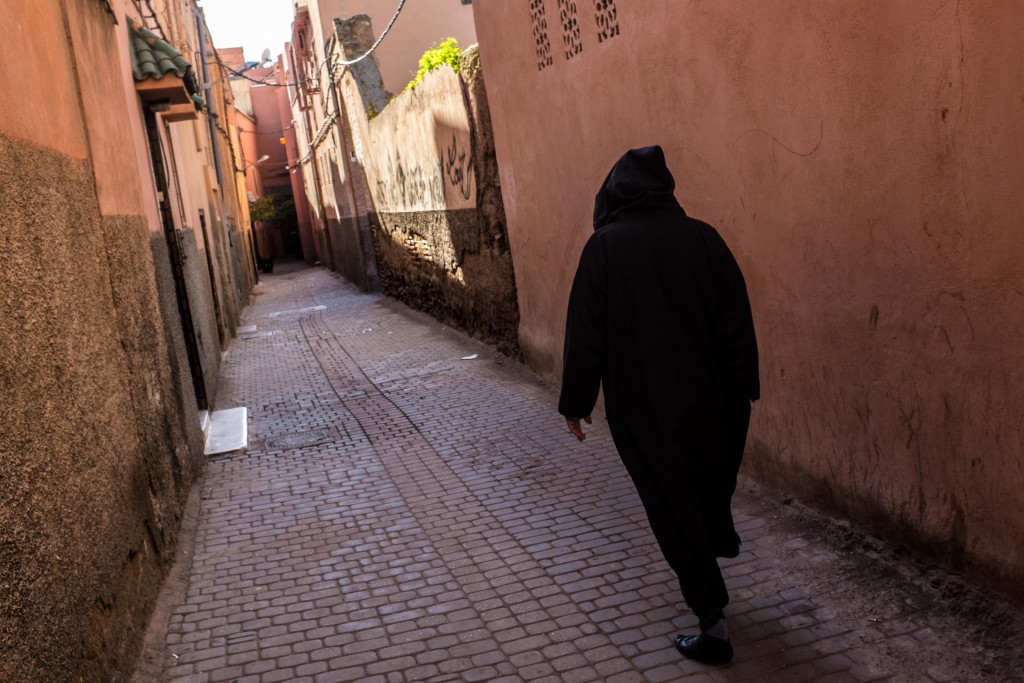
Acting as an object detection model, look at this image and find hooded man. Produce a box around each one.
[558,145,760,665]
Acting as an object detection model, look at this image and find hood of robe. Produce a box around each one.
[593,145,683,230]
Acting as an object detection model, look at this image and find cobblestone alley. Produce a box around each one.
[134,262,1024,683]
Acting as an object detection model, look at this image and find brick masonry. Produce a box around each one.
[139,262,1023,683]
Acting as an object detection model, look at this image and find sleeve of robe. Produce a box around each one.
[558,234,607,419]
[712,230,760,401]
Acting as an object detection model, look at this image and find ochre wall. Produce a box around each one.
[473,1,1024,598]
[0,1,204,680]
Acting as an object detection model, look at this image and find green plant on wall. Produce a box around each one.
[404,38,461,91]
[249,196,276,222]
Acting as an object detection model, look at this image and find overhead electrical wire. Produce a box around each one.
[216,63,302,87]
[209,0,407,87]
[238,126,295,135]
[206,0,407,174]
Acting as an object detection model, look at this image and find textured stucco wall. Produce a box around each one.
[179,227,222,398]
[359,55,520,353]
[0,1,207,679]
[473,1,1024,599]
[0,134,202,682]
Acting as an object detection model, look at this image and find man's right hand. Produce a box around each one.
[566,415,593,441]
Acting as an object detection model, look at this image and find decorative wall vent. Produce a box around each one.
[530,0,554,71]
[593,0,619,42]
[557,0,583,61]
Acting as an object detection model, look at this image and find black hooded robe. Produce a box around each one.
[558,146,759,621]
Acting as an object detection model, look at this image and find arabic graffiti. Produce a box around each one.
[443,134,474,201]
[375,149,444,212]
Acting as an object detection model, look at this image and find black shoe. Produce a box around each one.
[673,632,734,665]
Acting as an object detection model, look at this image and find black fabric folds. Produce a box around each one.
[560,145,759,422]
[558,145,760,617]
[593,145,681,230]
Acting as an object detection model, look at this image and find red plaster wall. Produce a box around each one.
[473,1,1024,599]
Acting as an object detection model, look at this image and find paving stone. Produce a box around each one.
[135,264,1023,683]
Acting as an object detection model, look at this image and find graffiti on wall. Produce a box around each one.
[530,0,619,69]
[531,0,554,71]
[442,134,474,202]
[375,150,445,212]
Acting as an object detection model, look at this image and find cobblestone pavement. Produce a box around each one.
[138,262,1023,683]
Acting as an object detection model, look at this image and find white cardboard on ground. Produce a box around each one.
[204,407,248,455]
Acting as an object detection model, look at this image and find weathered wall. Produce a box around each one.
[0,0,208,679]
[302,15,382,291]
[194,15,256,353]
[0,120,201,683]
[356,50,520,353]
[163,117,225,394]
[473,1,1024,599]
[277,52,316,264]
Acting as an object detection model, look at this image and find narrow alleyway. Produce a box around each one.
[135,262,1023,683]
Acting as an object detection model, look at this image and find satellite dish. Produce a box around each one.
[260,48,272,65]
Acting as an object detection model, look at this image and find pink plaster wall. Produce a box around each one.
[473,1,1024,599]
[0,0,88,158]
[64,0,147,217]
[236,109,262,199]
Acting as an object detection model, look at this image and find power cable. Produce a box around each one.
[239,126,295,135]
[216,61,316,88]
